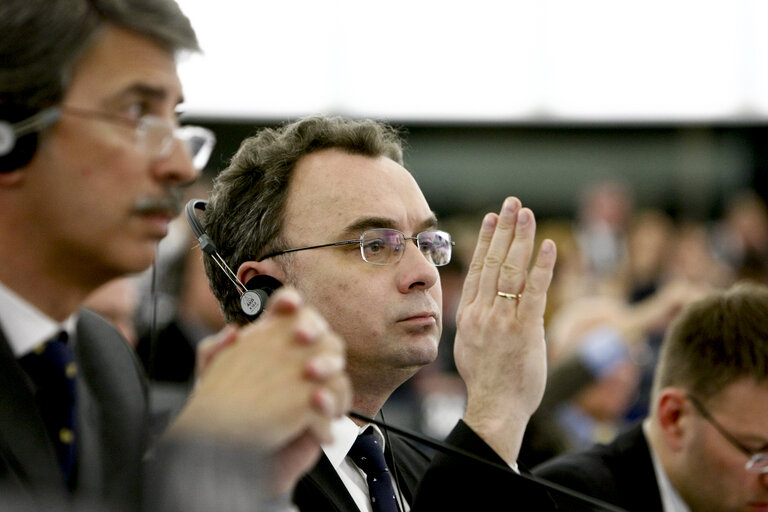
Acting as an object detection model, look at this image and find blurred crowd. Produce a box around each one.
[83,177,768,469]
[400,180,768,468]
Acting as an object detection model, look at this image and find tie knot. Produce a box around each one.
[348,428,389,476]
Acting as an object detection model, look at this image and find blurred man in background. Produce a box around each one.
[535,282,768,511]
[0,1,349,510]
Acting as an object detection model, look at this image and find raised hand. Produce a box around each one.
[453,197,556,463]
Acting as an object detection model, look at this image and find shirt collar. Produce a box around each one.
[643,419,691,512]
[323,415,387,470]
[0,280,77,357]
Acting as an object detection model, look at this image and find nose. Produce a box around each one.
[151,137,198,186]
[396,240,440,293]
[760,470,768,489]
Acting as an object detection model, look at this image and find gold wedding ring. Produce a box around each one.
[497,291,521,300]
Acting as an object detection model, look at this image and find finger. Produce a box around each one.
[304,353,345,380]
[517,239,556,321]
[459,212,498,308]
[292,308,332,345]
[476,197,521,305]
[496,208,536,299]
[195,325,238,377]
[263,286,304,316]
[309,373,351,419]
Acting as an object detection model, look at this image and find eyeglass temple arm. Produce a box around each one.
[12,107,62,137]
[257,240,359,262]
[687,394,754,457]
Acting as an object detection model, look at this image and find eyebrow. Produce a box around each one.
[107,83,185,108]
[340,214,440,238]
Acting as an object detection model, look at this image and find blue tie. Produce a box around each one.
[348,428,399,512]
[18,331,78,490]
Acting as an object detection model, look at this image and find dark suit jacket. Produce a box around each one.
[294,420,558,511]
[0,308,150,511]
[533,423,663,512]
[293,426,431,512]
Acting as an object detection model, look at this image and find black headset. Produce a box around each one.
[185,199,282,319]
[0,106,61,173]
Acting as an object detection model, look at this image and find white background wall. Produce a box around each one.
[177,0,768,122]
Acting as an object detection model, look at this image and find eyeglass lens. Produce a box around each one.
[360,229,452,266]
[136,117,214,171]
[747,453,768,474]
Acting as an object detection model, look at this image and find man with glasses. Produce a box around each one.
[0,1,350,510]
[535,281,768,511]
[201,115,559,510]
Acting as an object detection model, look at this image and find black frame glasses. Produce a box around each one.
[258,228,455,267]
[687,394,768,474]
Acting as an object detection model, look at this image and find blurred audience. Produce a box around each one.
[575,180,634,280]
[519,280,707,467]
[135,230,226,387]
[711,190,768,284]
[400,182,766,470]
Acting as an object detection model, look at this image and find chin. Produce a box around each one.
[405,340,440,367]
[110,245,157,275]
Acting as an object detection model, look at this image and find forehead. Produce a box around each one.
[63,25,183,108]
[708,379,768,415]
[283,148,434,239]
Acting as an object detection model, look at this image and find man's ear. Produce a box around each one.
[656,388,688,452]
[237,260,284,289]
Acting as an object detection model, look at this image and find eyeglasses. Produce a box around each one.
[43,105,215,171]
[258,228,455,267]
[687,394,768,474]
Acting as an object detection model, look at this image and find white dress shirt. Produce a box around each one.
[323,416,409,512]
[0,280,76,357]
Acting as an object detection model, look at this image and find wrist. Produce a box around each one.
[462,405,528,464]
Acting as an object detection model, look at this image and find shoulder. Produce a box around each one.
[533,423,653,509]
[76,307,148,401]
[412,421,557,511]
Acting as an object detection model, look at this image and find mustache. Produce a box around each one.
[132,189,184,217]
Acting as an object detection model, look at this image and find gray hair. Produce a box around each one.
[0,0,199,111]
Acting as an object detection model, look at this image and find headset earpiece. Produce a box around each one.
[0,105,60,173]
[0,117,39,173]
[185,199,283,321]
[241,274,283,318]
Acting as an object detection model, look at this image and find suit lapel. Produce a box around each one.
[0,328,63,490]
[74,309,149,506]
[387,436,430,505]
[294,453,360,512]
[612,424,664,510]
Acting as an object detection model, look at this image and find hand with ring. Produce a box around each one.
[452,196,556,464]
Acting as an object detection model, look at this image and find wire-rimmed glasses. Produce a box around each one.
[46,105,215,171]
[687,394,768,474]
[258,228,455,267]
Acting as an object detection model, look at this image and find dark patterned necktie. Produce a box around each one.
[18,331,78,490]
[347,427,399,512]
